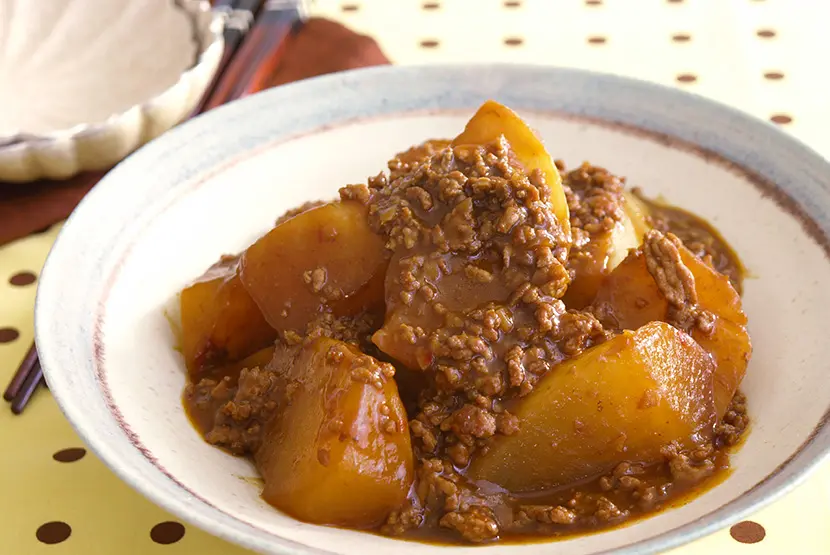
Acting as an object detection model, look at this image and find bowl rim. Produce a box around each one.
[34,63,830,555]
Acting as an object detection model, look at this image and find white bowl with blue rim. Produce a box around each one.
[34,65,830,554]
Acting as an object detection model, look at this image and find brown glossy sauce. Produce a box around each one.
[184,380,746,545]
[180,139,750,545]
[400,457,735,544]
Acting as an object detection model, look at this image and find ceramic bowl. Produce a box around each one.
[0,0,223,182]
[35,65,830,555]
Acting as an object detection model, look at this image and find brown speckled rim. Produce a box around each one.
[37,65,830,555]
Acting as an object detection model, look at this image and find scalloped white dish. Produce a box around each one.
[35,66,830,554]
[0,0,223,182]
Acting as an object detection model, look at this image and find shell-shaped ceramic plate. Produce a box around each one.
[0,0,223,182]
[35,66,830,555]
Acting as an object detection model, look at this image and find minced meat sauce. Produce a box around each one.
[183,139,748,544]
[636,190,744,294]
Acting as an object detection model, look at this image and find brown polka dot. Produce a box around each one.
[667,0,683,3]
[770,114,792,124]
[757,29,776,38]
[420,39,440,48]
[587,36,607,45]
[676,73,697,83]
[504,0,521,6]
[504,37,524,46]
[36,522,71,544]
[341,3,359,11]
[151,522,186,544]
[423,1,440,8]
[586,0,602,5]
[730,520,766,543]
[764,71,784,80]
[9,271,36,286]
[53,448,87,463]
[0,328,19,343]
[672,33,691,42]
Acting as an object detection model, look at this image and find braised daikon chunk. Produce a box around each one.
[180,256,275,378]
[593,232,750,417]
[469,322,716,491]
[240,201,388,339]
[256,338,413,527]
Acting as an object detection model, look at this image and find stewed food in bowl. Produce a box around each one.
[177,101,751,544]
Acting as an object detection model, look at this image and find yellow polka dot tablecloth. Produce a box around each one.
[3,0,830,553]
